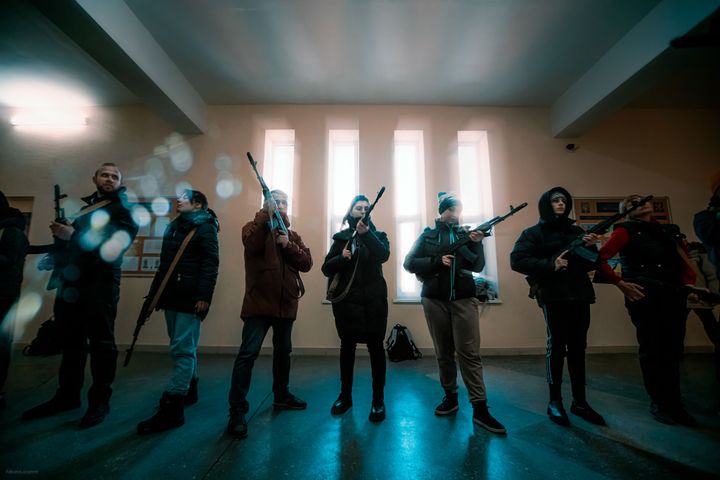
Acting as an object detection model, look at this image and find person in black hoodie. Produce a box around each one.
[22,163,138,429]
[404,192,505,434]
[322,195,390,422]
[137,189,219,434]
[510,187,605,426]
[0,191,29,408]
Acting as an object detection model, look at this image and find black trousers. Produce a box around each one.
[56,283,119,405]
[626,290,686,409]
[339,333,386,403]
[542,302,591,401]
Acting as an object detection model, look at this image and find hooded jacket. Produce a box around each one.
[0,207,29,300]
[240,209,312,320]
[510,187,596,306]
[403,218,485,301]
[321,218,390,339]
[152,209,220,320]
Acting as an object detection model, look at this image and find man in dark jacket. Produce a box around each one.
[510,187,605,426]
[137,190,219,434]
[694,171,720,273]
[599,194,697,426]
[23,163,138,429]
[227,190,312,438]
[404,192,505,434]
[0,191,29,408]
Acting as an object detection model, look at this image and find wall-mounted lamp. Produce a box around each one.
[10,110,87,127]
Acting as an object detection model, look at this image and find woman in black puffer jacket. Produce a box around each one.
[322,195,390,422]
[511,187,605,427]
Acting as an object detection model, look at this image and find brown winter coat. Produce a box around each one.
[240,209,312,320]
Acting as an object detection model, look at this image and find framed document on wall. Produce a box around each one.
[121,197,177,277]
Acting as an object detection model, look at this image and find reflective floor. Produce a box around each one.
[1,352,719,479]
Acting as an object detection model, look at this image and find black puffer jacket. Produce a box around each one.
[0,208,29,300]
[403,219,485,301]
[322,220,390,339]
[63,187,138,291]
[152,210,220,320]
[510,187,596,306]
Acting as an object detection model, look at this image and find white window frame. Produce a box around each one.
[326,130,360,251]
[262,129,296,218]
[393,130,427,301]
[457,130,499,299]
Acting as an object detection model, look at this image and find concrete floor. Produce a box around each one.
[1,352,719,479]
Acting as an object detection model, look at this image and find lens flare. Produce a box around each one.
[216,179,234,198]
[151,197,171,216]
[131,205,151,227]
[90,209,110,230]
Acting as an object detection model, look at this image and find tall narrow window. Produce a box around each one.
[457,130,499,299]
[394,130,426,300]
[327,130,359,249]
[263,129,295,217]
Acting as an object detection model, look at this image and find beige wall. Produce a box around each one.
[1,105,718,352]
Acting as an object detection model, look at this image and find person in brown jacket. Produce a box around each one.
[227,190,312,438]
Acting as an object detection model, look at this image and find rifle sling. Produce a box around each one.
[327,253,360,304]
[148,228,198,313]
[69,199,112,221]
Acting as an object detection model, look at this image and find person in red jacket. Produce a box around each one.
[598,194,697,426]
[227,190,312,439]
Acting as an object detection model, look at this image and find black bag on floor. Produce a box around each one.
[22,317,62,356]
[386,324,422,362]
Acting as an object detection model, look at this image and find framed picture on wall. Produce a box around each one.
[121,197,177,277]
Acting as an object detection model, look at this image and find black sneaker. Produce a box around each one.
[650,402,675,425]
[22,395,81,420]
[330,395,352,415]
[547,400,570,426]
[434,394,459,416]
[570,401,606,426]
[227,408,248,439]
[79,403,110,429]
[472,403,506,434]
[273,393,307,410]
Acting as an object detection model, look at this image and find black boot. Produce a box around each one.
[330,393,352,415]
[547,400,570,426]
[184,377,198,406]
[434,391,459,416]
[472,401,506,434]
[570,400,606,426]
[79,403,110,429]
[22,391,81,420]
[227,407,248,438]
[369,402,386,422]
[137,392,185,435]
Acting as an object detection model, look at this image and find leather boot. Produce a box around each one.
[137,392,185,434]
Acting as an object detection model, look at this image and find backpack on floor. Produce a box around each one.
[386,324,422,362]
[22,317,62,356]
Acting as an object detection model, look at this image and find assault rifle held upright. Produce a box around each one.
[247,152,288,236]
[447,203,528,256]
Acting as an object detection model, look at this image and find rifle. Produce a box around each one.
[123,293,155,367]
[54,184,68,223]
[326,187,386,303]
[561,195,654,264]
[247,152,288,236]
[37,185,69,277]
[525,194,654,299]
[447,203,528,257]
[629,277,720,305]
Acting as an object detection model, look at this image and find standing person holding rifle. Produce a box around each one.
[510,187,606,427]
[22,163,138,429]
[404,192,521,434]
[322,190,390,422]
[597,194,699,426]
[226,153,313,439]
[135,189,219,435]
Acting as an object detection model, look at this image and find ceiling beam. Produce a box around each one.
[551,0,720,138]
[29,0,206,134]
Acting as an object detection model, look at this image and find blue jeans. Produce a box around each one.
[228,316,293,412]
[165,310,201,395]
